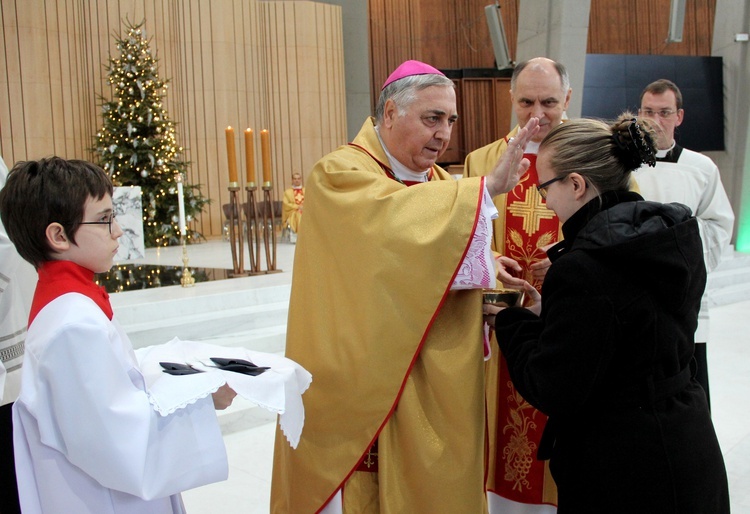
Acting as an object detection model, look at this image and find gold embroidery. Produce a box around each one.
[502,382,540,492]
[363,446,377,468]
[505,229,557,285]
[507,186,555,236]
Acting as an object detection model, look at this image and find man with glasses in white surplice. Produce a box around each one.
[633,78,734,410]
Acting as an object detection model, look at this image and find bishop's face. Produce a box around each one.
[380,85,458,172]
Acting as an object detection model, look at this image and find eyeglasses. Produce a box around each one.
[638,108,677,119]
[78,213,117,234]
[537,176,565,199]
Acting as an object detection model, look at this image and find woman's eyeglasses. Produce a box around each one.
[536,176,565,199]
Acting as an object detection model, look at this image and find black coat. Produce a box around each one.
[495,191,729,514]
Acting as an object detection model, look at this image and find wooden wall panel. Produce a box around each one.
[368,0,518,92]
[368,0,715,82]
[460,79,496,158]
[369,0,716,165]
[1,1,25,161]
[588,0,716,55]
[44,1,64,158]
[441,77,512,165]
[493,79,512,138]
[262,1,347,191]
[418,0,458,67]
[63,0,86,159]
[0,0,346,240]
[439,81,463,164]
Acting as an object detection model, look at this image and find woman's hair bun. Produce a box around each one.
[611,117,657,172]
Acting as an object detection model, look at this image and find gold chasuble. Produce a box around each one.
[271,118,489,513]
[282,187,304,233]
[464,127,562,508]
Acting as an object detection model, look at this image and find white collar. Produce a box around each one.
[655,140,676,159]
[375,126,430,183]
[523,140,541,155]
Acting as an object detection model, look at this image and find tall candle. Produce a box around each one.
[225,126,238,183]
[245,128,256,184]
[177,176,187,234]
[261,129,272,183]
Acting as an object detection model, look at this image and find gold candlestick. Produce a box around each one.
[245,184,262,274]
[227,185,248,277]
[180,236,195,287]
[261,183,282,274]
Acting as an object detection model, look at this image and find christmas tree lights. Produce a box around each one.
[93,19,208,247]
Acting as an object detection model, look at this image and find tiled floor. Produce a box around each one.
[126,240,750,513]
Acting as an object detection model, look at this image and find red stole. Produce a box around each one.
[492,153,560,505]
[292,188,304,205]
[29,261,113,325]
[501,154,559,288]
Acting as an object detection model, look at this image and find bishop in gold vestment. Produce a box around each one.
[271,117,489,513]
[271,58,540,513]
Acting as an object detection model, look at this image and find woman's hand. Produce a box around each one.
[483,303,504,328]
[483,280,543,327]
[485,117,540,197]
[521,281,542,316]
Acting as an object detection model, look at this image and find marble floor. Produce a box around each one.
[121,240,750,513]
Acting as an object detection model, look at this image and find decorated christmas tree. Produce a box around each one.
[93,19,208,247]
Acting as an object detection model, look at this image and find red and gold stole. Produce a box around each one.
[490,153,560,506]
[292,188,304,206]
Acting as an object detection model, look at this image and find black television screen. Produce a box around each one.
[581,54,724,152]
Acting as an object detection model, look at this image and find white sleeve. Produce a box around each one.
[694,161,734,271]
[0,361,5,400]
[32,317,228,500]
[451,184,498,290]
[0,155,36,405]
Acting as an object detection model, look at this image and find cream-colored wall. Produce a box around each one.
[0,0,346,239]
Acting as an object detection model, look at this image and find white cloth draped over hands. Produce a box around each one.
[136,338,312,449]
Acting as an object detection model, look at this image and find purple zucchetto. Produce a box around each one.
[381,60,446,90]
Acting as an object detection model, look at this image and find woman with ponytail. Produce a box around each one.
[484,116,729,513]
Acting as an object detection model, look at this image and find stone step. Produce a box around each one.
[707,252,750,302]
[110,278,291,351]
[178,325,287,355]
[709,282,750,307]
[712,251,750,272]
[123,302,290,350]
[709,266,750,290]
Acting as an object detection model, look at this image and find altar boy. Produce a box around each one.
[0,157,236,514]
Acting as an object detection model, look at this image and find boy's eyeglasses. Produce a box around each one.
[78,213,116,234]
